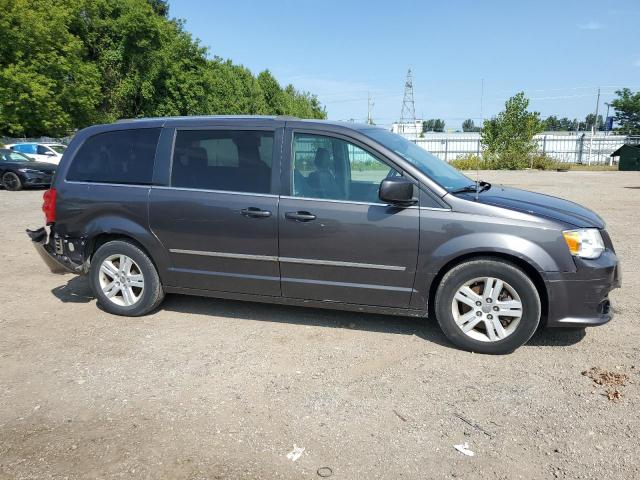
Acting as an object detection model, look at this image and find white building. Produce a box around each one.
[391,120,423,136]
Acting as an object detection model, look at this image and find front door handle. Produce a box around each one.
[285,211,316,222]
[241,207,272,218]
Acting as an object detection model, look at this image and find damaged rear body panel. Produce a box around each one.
[27,227,87,274]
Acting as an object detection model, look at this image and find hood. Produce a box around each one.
[458,185,605,229]
[5,161,56,173]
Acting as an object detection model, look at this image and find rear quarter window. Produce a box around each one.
[66,128,161,185]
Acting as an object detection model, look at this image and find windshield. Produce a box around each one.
[0,150,34,162]
[362,129,472,191]
[47,144,67,154]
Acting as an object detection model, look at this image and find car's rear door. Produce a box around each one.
[149,120,283,296]
[277,126,420,308]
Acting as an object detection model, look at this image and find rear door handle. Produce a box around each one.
[241,207,272,218]
[285,211,316,222]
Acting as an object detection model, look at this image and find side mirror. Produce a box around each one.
[45,151,56,156]
[379,177,417,207]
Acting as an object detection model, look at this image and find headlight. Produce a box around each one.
[562,228,605,259]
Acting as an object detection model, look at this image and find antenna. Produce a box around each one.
[400,68,416,134]
[476,78,484,201]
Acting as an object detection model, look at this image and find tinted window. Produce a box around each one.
[67,128,160,184]
[1,150,34,162]
[292,133,397,203]
[37,145,50,155]
[171,130,273,194]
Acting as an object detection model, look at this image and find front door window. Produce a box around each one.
[292,133,397,203]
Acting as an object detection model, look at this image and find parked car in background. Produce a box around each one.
[0,149,56,190]
[6,142,67,164]
[27,116,620,354]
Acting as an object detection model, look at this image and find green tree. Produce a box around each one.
[611,88,640,135]
[481,92,544,169]
[584,113,604,131]
[462,119,479,132]
[422,118,445,132]
[0,0,102,136]
[0,0,325,137]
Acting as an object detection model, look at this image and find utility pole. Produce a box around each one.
[604,102,611,134]
[475,78,484,200]
[587,87,600,165]
[399,68,416,135]
[367,92,374,125]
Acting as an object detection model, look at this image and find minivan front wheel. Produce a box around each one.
[89,240,164,316]
[434,258,541,354]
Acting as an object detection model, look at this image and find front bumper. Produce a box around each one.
[545,250,621,328]
[27,227,85,274]
[21,172,53,186]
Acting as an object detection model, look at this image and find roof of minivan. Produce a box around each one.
[116,115,379,131]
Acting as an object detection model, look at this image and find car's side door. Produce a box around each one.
[278,128,420,308]
[149,124,282,297]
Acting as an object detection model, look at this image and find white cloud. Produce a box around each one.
[578,21,605,30]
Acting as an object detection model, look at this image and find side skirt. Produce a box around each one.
[162,286,427,318]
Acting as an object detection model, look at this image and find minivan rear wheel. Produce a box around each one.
[434,258,541,354]
[89,240,164,316]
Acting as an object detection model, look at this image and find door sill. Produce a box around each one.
[163,285,426,318]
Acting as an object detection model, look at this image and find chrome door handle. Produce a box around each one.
[241,207,272,218]
[285,211,316,222]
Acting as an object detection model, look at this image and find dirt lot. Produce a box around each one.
[1,171,639,479]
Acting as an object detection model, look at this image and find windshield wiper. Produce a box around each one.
[450,181,492,195]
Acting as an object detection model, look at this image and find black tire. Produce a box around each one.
[89,240,164,316]
[434,258,541,354]
[3,172,23,191]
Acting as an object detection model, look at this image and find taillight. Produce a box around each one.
[42,188,57,224]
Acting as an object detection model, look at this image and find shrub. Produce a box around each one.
[450,154,487,171]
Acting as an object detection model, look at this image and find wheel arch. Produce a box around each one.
[81,218,170,282]
[427,252,549,323]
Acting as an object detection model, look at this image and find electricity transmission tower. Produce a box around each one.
[399,68,416,128]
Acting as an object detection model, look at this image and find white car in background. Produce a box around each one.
[6,142,67,165]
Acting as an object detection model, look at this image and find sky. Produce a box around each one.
[169,0,640,130]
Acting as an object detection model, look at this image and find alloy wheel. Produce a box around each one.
[451,276,523,342]
[98,254,145,307]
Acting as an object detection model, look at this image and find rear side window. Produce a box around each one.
[171,130,274,194]
[13,144,37,154]
[66,128,160,185]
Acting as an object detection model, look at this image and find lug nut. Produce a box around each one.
[493,306,499,311]
[476,311,482,316]
[487,314,493,320]
[486,298,492,303]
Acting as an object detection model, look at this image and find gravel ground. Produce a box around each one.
[0,170,638,480]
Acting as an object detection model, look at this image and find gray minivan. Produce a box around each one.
[28,116,620,353]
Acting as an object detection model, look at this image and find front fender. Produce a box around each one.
[427,232,564,274]
[409,230,575,310]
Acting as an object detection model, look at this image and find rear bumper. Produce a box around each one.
[545,250,620,328]
[26,227,84,274]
